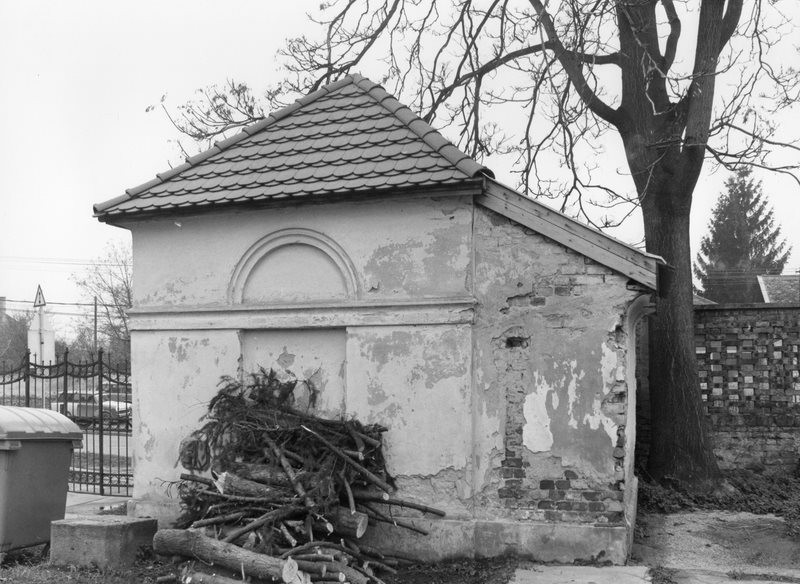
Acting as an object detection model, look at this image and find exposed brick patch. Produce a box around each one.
[497,469,625,525]
[479,207,632,525]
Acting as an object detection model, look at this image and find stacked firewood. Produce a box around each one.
[153,369,444,584]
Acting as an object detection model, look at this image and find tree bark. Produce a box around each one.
[153,529,300,583]
[642,192,720,482]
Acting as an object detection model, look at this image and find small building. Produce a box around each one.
[94,75,662,563]
[757,274,800,304]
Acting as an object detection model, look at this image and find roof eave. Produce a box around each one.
[94,178,486,224]
[477,177,663,291]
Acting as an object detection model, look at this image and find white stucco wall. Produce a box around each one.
[131,329,241,509]
[122,192,646,562]
[126,195,475,516]
[130,196,473,308]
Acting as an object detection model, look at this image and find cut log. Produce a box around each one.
[154,529,299,583]
[329,562,369,584]
[182,571,250,584]
[223,461,304,489]
[327,507,368,539]
[214,471,291,499]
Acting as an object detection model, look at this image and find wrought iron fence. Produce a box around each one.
[0,349,132,496]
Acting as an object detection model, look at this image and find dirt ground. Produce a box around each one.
[0,551,520,584]
[632,511,800,581]
[1,511,798,584]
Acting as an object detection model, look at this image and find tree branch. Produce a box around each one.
[526,0,622,127]
[660,0,681,71]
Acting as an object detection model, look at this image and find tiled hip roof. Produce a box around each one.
[95,74,492,220]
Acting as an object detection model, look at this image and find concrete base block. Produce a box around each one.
[361,518,629,564]
[50,515,158,568]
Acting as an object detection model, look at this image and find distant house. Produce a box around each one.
[94,74,664,563]
[757,274,800,304]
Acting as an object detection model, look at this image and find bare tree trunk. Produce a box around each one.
[643,194,720,482]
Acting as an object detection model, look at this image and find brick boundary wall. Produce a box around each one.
[695,303,800,472]
[637,303,800,473]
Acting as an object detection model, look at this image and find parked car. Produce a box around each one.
[49,391,131,428]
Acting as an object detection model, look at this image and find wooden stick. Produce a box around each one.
[292,560,327,577]
[353,495,445,517]
[264,434,316,508]
[339,471,356,515]
[222,505,301,544]
[196,488,297,505]
[292,553,336,562]
[280,522,298,547]
[341,449,365,461]
[350,489,388,501]
[191,511,245,529]
[301,426,393,493]
[180,473,214,488]
[345,423,365,452]
[352,431,381,448]
[182,571,248,584]
[359,503,429,536]
[281,541,353,559]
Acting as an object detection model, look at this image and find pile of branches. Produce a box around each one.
[154,369,444,584]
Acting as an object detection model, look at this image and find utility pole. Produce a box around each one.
[93,296,98,354]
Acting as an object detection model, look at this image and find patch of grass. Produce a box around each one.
[649,566,678,584]
[0,546,173,584]
[637,470,800,536]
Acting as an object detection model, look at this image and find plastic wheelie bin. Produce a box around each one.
[0,406,82,554]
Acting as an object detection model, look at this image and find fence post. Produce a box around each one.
[98,348,105,496]
[24,349,31,408]
[62,349,69,407]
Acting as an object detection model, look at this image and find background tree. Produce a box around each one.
[695,168,791,303]
[70,241,132,363]
[160,1,800,482]
[0,309,32,367]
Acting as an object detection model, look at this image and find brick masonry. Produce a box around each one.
[638,303,800,472]
[474,207,638,526]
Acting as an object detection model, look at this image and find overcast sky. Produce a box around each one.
[1,1,798,337]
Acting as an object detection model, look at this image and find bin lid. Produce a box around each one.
[0,406,83,441]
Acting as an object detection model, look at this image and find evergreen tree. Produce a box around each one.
[695,168,791,303]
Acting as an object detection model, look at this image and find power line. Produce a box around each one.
[3,298,127,309]
[0,255,130,267]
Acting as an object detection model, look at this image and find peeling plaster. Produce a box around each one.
[522,384,554,452]
[472,206,639,485]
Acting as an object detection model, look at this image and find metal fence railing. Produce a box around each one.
[0,349,132,496]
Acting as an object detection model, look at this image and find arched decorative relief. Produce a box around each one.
[228,228,361,304]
